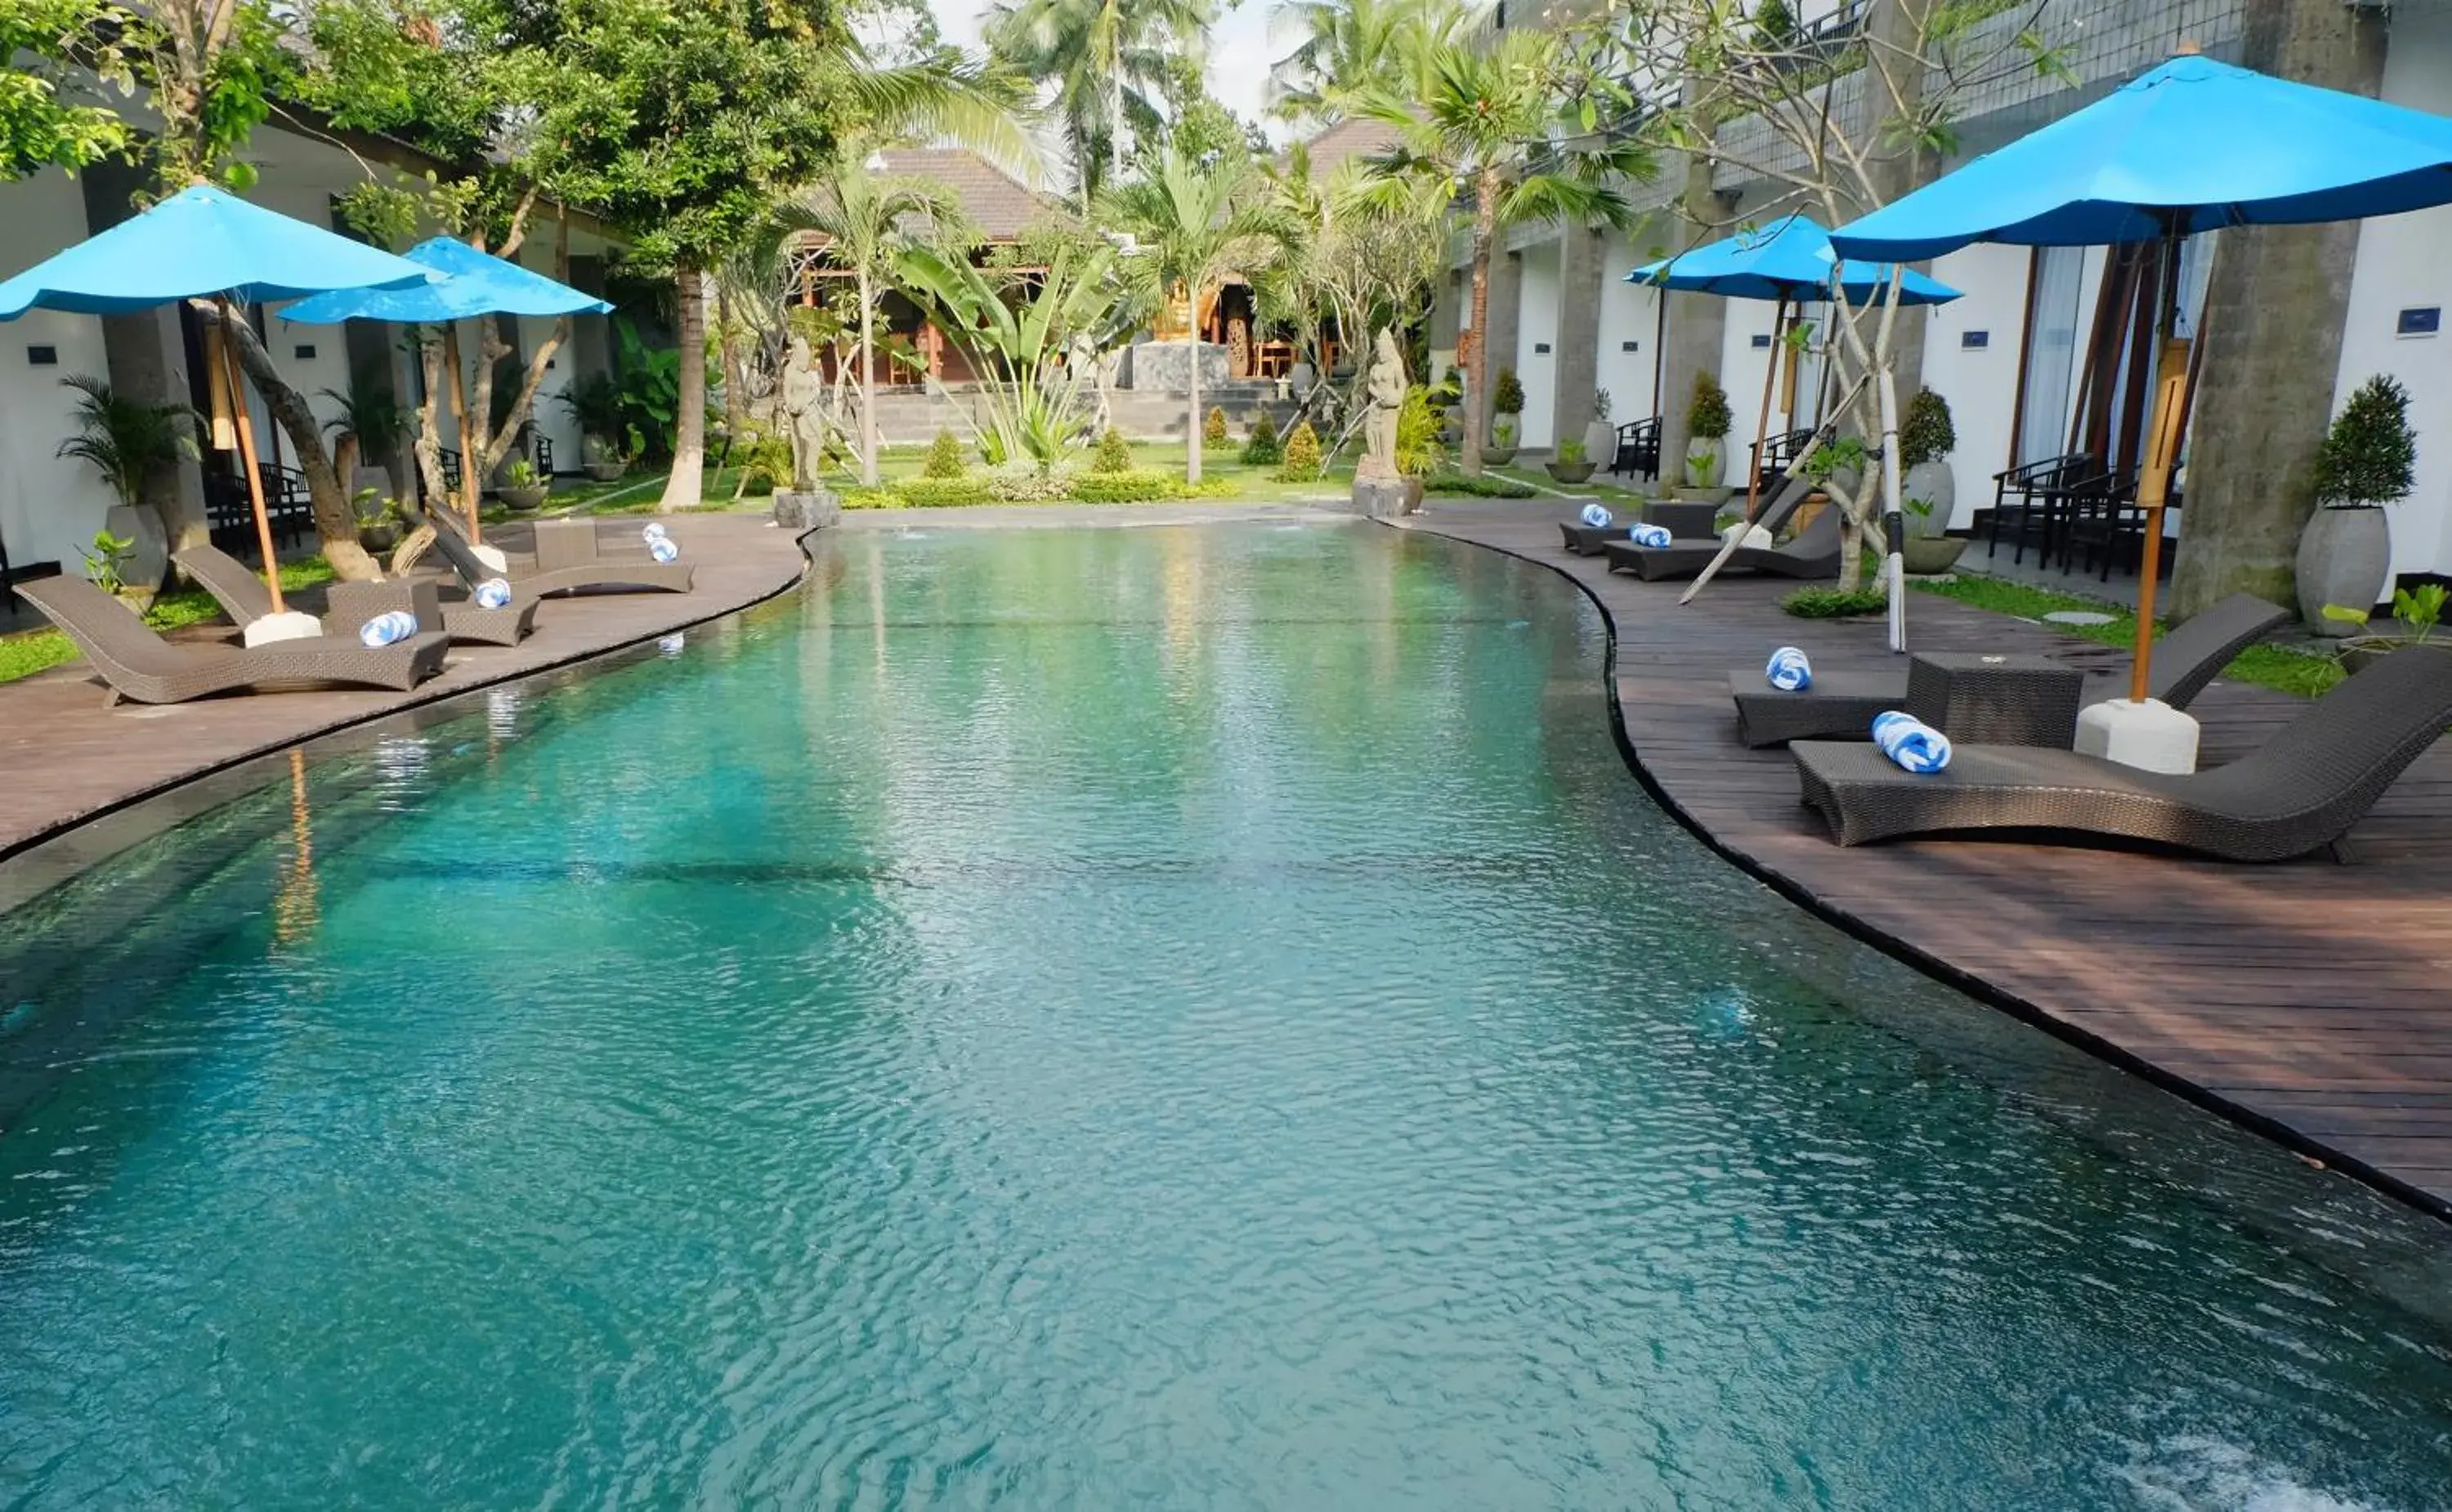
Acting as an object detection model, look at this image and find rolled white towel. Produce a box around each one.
[647,535,680,564]
[473,577,513,610]
[642,521,669,544]
[1765,646,1812,691]
[1871,710,1952,774]
[1628,522,1673,548]
[357,610,418,648]
[1579,502,1613,528]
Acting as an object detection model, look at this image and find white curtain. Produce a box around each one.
[2017,246,2085,465]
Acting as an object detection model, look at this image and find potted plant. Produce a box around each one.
[1483,417,1519,467]
[1438,366,1465,445]
[2298,375,2415,636]
[320,370,407,500]
[355,489,403,554]
[1684,371,1731,495]
[1546,436,1595,484]
[54,374,191,596]
[80,528,152,615]
[2334,584,2448,674]
[1898,389,1957,538]
[1582,389,1617,472]
[1490,365,1524,461]
[499,458,549,512]
[1395,384,1443,512]
[1899,497,1969,574]
[561,373,633,481]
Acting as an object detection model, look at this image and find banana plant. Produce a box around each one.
[892,240,1125,470]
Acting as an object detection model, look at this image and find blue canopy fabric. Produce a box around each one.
[282,235,612,324]
[1629,215,1962,305]
[0,184,437,320]
[1828,52,2452,262]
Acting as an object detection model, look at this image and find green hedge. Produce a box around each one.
[1423,472,1536,499]
[843,468,1236,509]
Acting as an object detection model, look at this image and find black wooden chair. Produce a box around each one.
[1987,453,2095,565]
[1611,417,1661,481]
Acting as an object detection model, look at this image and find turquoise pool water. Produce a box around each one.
[2,521,2450,1509]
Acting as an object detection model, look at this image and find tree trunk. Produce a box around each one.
[2169,0,2387,618]
[202,302,378,580]
[859,266,880,487]
[1187,324,1204,485]
[659,263,708,513]
[414,329,450,512]
[1462,170,1498,478]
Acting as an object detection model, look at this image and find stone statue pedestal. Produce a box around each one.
[1349,475,1416,520]
[1125,340,1228,391]
[772,490,840,531]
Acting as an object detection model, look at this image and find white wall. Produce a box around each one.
[0,170,120,576]
[1718,294,1787,475]
[2333,8,2452,579]
[1917,243,2034,530]
[1595,229,1662,425]
[1512,242,1560,450]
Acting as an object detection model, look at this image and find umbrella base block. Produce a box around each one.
[243,611,324,648]
[2075,696,2199,774]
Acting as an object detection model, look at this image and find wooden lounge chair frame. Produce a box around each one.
[422,508,694,602]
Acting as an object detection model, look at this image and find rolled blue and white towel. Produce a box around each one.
[358,610,418,648]
[1765,646,1812,691]
[647,534,680,564]
[642,522,669,544]
[1579,502,1613,529]
[1628,522,1673,548]
[1872,710,1953,774]
[473,577,513,610]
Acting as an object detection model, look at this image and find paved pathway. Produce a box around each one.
[0,513,811,861]
[1398,500,2452,1223]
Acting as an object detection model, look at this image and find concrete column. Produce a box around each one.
[1658,150,1729,482]
[569,255,613,382]
[78,158,210,566]
[2171,0,2387,617]
[1552,226,1607,454]
[1429,269,1462,365]
[1479,250,1524,440]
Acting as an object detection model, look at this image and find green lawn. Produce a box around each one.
[2,555,338,688]
[1909,570,2341,698]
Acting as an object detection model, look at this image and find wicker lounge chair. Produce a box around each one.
[1789,644,2452,861]
[1729,593,2292,748]
[1558,500,1720,555]
[174,544,535,647]
[1604,501,1841,583]
[423,509,693,602]
[15,573,448,708]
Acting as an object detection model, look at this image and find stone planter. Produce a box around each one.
[1904,459,1956,538]
[584,458,626,482]
[1582,419,1617,466]
[1481,445,1518,467]
[360,525,400,556]
[499,485,548,512]
[1685,437,1725,490]
[2295,505,2391,637]
[1900,535,1970,575]
[1546,460,1597,485]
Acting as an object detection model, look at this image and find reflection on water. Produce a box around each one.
[0,521,2447,1510]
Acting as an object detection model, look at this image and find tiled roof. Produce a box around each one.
[1279,118,1405,176]
[875,149,1063,242]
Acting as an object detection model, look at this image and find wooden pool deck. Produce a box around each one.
[0,512,812,861]
[1398,500,2452,1223]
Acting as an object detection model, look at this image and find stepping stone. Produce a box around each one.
[2043,610,2118,627]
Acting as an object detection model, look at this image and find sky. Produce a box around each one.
[928,0,1288,143]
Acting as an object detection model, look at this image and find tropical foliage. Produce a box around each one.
[2314,375,2418,509]
[53,375,194,509]
[894,240,1130,468]
[985,0,1213,204]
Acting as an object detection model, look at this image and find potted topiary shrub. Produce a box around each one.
[2298,374,2416,636]
[1684,371,1731,496]
[1490,365,1524,456]
[1546,436,1595,484]
[1898,389,1957,538]
[1438,366,1465,445]
[499,459,548,512]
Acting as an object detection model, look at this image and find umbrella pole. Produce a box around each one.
[1745,293,1786,521]
[217,296,288,615]
[2127,224,2190,702]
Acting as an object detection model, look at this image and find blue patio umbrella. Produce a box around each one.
[1828,46,2452,691]
[280,235,611,324]
[0,185,440,614]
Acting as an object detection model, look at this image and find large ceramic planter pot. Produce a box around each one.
[1546,460,1597,484]
[1481,445,1518,467]
[1685,437,1725,490]
[360,524,400,555]
[2296,505,2392,636]
[1582,419,1616,465]
[1900,535,1969,575]
[500,485,548,512]
[1903,460,1956,538]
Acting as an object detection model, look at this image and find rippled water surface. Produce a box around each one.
[3,521,2451,1510]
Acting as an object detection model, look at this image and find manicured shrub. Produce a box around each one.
[1241,409,1282,465]
[1092,427,1134,474]
[891,476,997,507]
[2314,374,2417,508]
[1424,472,1536,499]
[1277,420,1323,481]
[1687,371,1732,441]
[1898,389,1957,469]
[922,428,968,478]
[1782,584,1891,619]
[1204,405,1228,445]
[1492,365,1524,417]
[1072,467,1191,503]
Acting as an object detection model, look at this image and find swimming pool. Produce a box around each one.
[2,520,2449,1508]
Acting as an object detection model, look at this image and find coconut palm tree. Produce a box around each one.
[776,162,969,485]
[1265,0,1453,125]
[985,0,1213,206]
[1356,29,1649,474]
[1102,146,1291,485]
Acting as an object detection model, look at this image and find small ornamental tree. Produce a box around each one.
[1205,405,1228,445]
[924,427,969,478]
[1898,389,1957,469]
[1278,418,1322,481]
[1092,426,1134,473]
[1491,365,1524,418]
[2313,374,2417,508]
[1241,409,1282,465]
[1687,371,1732,441]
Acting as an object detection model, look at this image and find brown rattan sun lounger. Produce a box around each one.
[1559,500,1720,555]
[1729,593,2293,747]
[1604,502,1841,583]
[1789,643,2452,861]
[424,509,693,602]
[174,544,536,647]
[16,573,448,708]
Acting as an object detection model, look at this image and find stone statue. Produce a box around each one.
[779,334,826,494]
[1358,328,1407,481]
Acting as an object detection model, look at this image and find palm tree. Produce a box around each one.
[55,374,195,508]
[1266,0,1452,125]
[1103,147,1290,484]
[777,161,968,485]
[986,0,1212,206]
[1358,29,1649,474]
